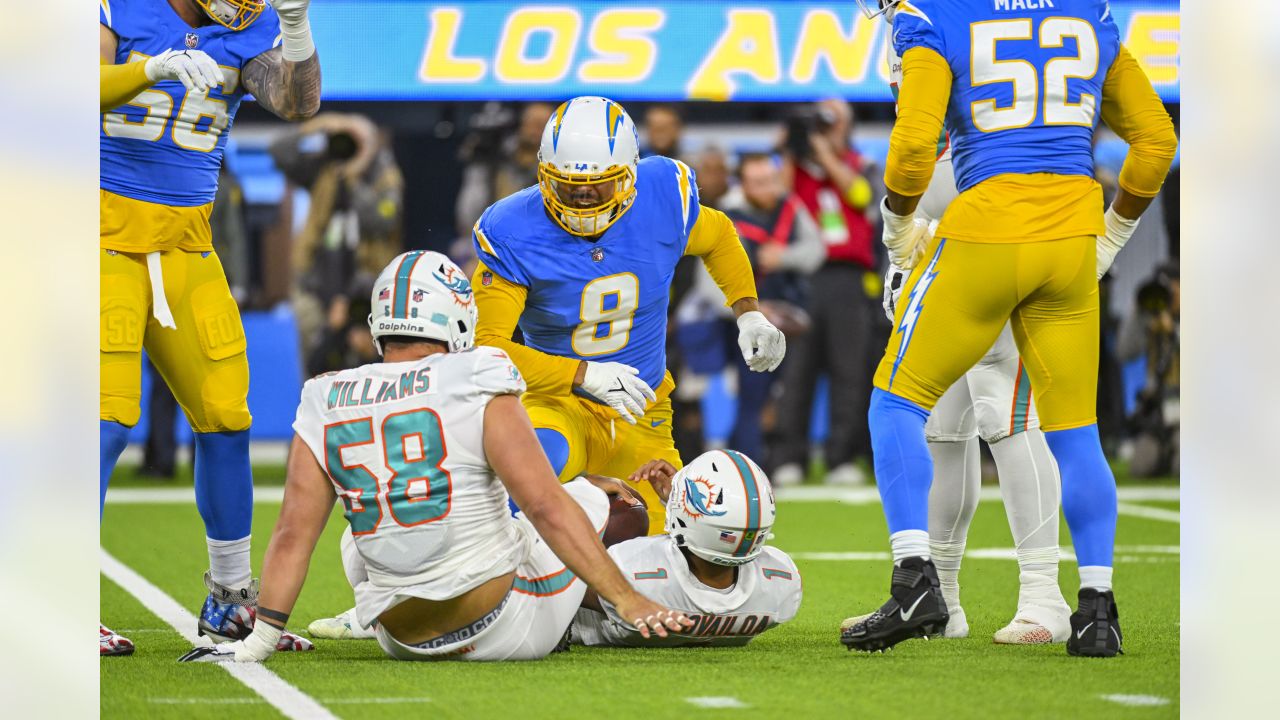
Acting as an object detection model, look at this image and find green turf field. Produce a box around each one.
[101,470,1179,719]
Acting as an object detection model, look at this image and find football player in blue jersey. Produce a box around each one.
[470,96,786,533]
[841,0,1176,656]
[99,0,320,656]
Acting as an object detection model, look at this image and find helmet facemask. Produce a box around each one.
[195,0,266,32]
[537,163,637,237]
[855,0,903,20]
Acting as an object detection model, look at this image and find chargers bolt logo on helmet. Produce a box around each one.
[537,96,640,238]
[368,251,478,355]
[666,450,777,567]
[195,0,266,31]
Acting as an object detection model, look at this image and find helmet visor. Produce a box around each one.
[538,163,636,237]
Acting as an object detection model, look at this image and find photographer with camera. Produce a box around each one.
[773,99,882,487]
[1119,262,1180,477]
[270,112,404,355]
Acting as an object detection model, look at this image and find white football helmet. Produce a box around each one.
[666,450,777,566]
[368,251,477,355]
[537,96,640,237]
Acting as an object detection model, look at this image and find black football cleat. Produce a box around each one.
[841,557,949,652]
[1066,588,1123,657]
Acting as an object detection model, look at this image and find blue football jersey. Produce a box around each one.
[892,0,1120,193]
[100,0,280,206]
[473,156,701,392]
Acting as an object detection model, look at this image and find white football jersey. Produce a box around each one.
[571,535,802,647]
[293,348,528,606]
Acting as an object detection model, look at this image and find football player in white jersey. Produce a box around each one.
[841,0,1070,645]
[180,251,691,663]
[572,451,801,647]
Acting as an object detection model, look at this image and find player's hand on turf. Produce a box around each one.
[736,311,786,372]
[882,264,906,322]
[628,459,679,502]
[584,473,643,506]
[179,623,281,663]
[613,593,693,639]
[144,49,225,93]
[578,362,656,425]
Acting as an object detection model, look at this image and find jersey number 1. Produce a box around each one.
[323,409,452,535]
[970,17,1100,132]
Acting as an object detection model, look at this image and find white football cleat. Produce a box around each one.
[993,601,1071,644]
[772,463,804,488]
[307,608,376,640]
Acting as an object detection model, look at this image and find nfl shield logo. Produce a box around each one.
[591,247,605,263]
[481,271,493,286]
[412,289,426,301]
[185,33,199,49]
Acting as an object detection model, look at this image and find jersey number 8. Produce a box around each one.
[573,273,640,356]
[970,17,1099,132]
[102,51,238,153]
[323,409,452,536]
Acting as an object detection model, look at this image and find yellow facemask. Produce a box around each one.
[195,0,266,32]
[537,163,637,238]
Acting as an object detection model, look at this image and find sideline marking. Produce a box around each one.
[1100,694,1171,707]
[686,696,750,709]
[791,545,1180,562]
[100,550,337,720]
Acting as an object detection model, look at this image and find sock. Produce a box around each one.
[100,421,131,518]
[207,536,252,590]
[868,388,933,535]
[991,429,1061,553]
[1044,424,1117,569]
[1079,566,1113,592]
[928,537,964,609]
[890,529,930,564]
[925,436,979,608]
[194,430,254,542]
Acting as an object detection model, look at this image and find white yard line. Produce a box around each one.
[100,550,338,720]
[106,485,1181,508]
[774,485,1180,504]
[686,697,750,709]
[790,545,1179,562]
[1115,502,1180,523]
[1100,694,1171,707]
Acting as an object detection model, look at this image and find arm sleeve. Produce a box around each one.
[1100,45,1179,198]
[683,205,757,308]
[100,58,152,113]
[778,202,827,274]
[883,47,952,197]
[471,259,581,396]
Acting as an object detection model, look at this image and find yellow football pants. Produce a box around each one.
[523,372,681,534]
[100,248,251,432]
[875,235,1098,432]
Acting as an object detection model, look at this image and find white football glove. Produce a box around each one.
[882,263,907,322]
[578,362,656,425]
[144,49,224,93]
[736,311,786,372]
[1096,206,1140,279]
[880,197,935,270]
[268,0,316,61]
[178,623,279,664]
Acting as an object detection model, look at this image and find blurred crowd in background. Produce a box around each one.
[137,99,1180,484]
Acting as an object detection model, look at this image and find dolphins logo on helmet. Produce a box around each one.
[681,475,728,520]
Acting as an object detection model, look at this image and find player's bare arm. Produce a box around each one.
[484,394,692,638]
[241,47,320,122]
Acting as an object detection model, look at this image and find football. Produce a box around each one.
[602,493,649,547]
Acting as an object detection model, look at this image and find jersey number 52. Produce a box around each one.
[323,409,452,536]
[970,17,1100,132]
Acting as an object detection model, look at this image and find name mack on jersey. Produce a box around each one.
[995,0,1055,11]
